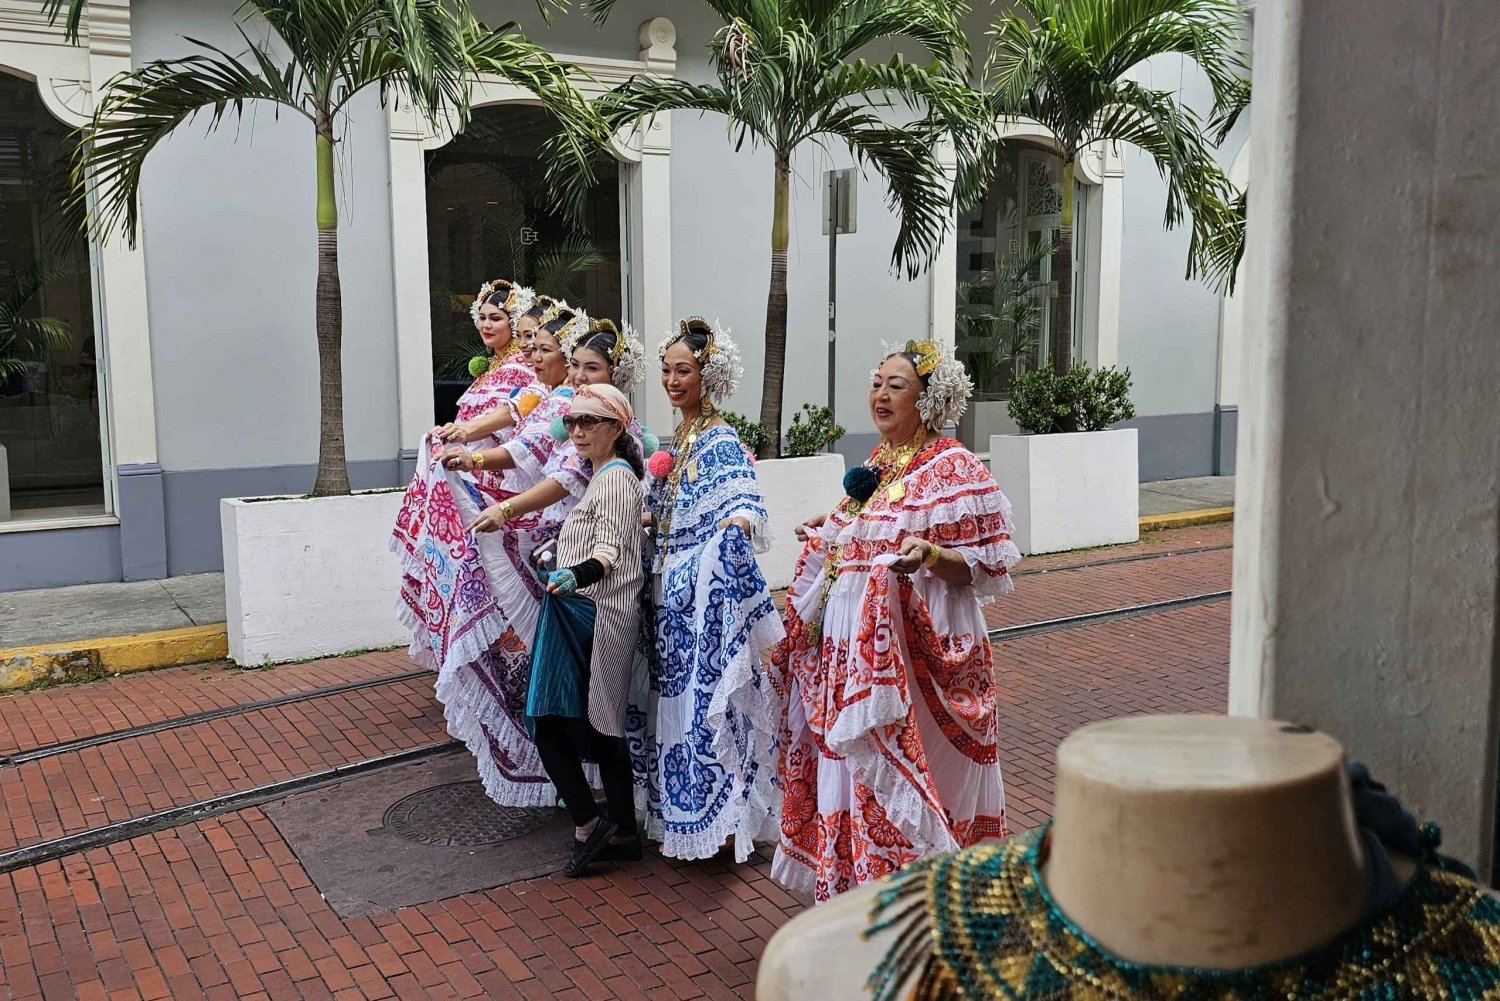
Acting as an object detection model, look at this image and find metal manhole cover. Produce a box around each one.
[380,781,554,847]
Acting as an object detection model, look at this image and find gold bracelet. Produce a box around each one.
[472,450,486,470]
[498,500,513,522]
[922,542,943,569]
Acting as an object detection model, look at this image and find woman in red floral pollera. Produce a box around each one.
[771,340,1022,903]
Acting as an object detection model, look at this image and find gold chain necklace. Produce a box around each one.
[487,337,522,372]
[654,406,718,560]
[804,427,928,644]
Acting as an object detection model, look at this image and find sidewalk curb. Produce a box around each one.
[0,624,228,693]
[1139,506,1235,533]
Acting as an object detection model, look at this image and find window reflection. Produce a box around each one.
[0,72,107,524]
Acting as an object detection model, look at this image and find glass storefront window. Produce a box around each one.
[425,104,622,424]
[0,72,108,525]
[955,141,1066,402]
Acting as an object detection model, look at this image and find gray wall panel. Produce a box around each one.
[162,460,401,575]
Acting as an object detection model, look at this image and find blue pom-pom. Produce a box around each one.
[508,386,522,398]
[549,416,568,442]
[641,429,660,455]
[844,465,879,503]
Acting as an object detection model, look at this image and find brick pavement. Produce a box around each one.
[0,676,443,854]
[0,654,412,759]
[0,526,1231,1000]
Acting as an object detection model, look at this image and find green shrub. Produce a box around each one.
[1007,363,1136,434]
[783,403,847,457]
[724,411,774,455]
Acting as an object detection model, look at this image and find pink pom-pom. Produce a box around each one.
[647,450,673,478]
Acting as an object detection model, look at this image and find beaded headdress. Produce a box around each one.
[469,278,536,329]
[880,339,972,431]
[658,317,744,404]
[567,318,646,391]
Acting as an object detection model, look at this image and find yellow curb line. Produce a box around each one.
[1138,506,1235,533]
[0,624,228,693]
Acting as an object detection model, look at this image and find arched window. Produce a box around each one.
[0,71,107,523]
[425,104,622,422]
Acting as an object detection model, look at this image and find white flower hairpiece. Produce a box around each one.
[565,320,647,391]
[469,279,536,329]
[879,339,973,430]
[658,317,743,404]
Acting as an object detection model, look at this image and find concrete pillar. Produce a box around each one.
[1229,1,1500,874]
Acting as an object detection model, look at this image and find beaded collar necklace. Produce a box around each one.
[866,825,1500,1001]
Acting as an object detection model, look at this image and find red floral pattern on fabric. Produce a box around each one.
[773,439,1013,903]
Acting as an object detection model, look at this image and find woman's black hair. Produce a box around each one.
[573,323,620,366]
[611,426,646,479]
[482,280,515,312]
[675,323,711,360]
[894,351,932,388]
[523,294,552,321]
[541,308,575,336]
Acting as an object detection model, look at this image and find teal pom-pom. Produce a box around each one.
[549,416,568,442]
[468,355,489,378]
[844,465,879,503]
[641,428,660,455]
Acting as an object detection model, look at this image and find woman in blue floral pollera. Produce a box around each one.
[629,317,785,862]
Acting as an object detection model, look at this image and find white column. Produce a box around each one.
[1092,146,1125,370]
[926,143,958,352]
[388,103,437,457]
[86,0,160,471]
[632,19,677,440]
[1229,0,1500,874]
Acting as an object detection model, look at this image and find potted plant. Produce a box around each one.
[67,0,609,665]
[0,266,76,522]
[990,364,1139,554]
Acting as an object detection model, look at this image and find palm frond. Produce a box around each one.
[41,0,86,44]
[819,110,954,278]
[72,40,306,246]
[546,76,739,223]
[0,264,79,376]
[979,0,1247,291]
[465,24,614,225]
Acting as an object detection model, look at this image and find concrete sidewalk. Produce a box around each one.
[1139,475,1236,516]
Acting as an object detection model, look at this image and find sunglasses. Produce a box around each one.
[562,415,619,432]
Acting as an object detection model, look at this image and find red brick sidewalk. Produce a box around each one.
[0,525,1231,1000]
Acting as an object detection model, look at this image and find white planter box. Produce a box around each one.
[989,429,1139,555]
[222,491,408,666]
[754,453,846,590]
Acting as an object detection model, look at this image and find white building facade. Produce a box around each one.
[0,0,1246,591]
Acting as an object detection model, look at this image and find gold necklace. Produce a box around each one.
[487,338,522,371]
[805,427,929,645]
[654,406,717,560]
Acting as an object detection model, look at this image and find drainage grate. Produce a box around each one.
[380,781,554,847]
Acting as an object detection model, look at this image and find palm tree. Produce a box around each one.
[0,266,76,382]
[561,0,976,457]
[59,0,608,495]
[972,0,1249,373]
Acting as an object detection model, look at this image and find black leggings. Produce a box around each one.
[533,716,638,836]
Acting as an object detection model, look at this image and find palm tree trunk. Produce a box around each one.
[312,125,351,496]
[1052,158,1075,373]
[756,151,791,459]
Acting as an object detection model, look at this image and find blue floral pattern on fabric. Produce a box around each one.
[628,425,786,861]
